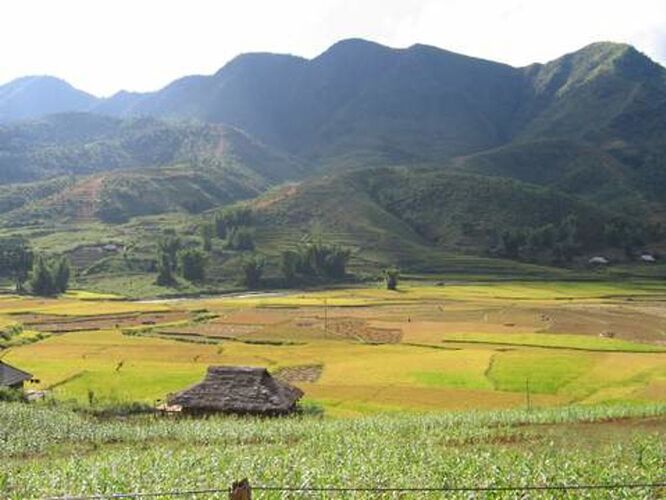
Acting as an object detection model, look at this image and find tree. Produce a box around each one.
[0,238,34,293]
[301,241,351,279]
[553,215,578,263]
[384,268,399,290]
[497,229,526,259]
[30,256,57,296]
[214,206,253,238]
[214,212,227,239]
[155,250,175,286]
[226,227,255,251]
[199,222,214,252]
[178,248,206,282]
[158,235,181,271]
[53,257,71,294]
[240,255,265,289]
[280,250,301,286]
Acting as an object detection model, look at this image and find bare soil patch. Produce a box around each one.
[274,364,324,383]
[18,310,191,333]
[327,317,403,344]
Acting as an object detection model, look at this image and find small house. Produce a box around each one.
[0,361,33,390]
[167,366,303,416]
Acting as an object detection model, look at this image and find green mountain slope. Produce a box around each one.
[452,139,647,215]
[0,113,304,223]
[252,167,633,272]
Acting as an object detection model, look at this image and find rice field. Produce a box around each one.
[1,280,665,416]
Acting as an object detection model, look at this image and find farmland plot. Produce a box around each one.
[1,281,665,415]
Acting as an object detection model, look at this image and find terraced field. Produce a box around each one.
[2,281,665,416]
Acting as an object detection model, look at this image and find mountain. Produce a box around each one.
[100,39,526,166]
[0,76,97,122]
[0,40,664,278]
[3,41,665,187]
[87,41,665,181]
[0,113,303,223]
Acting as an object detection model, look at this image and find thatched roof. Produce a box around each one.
[167,366,303,415]
[0,361,32,387]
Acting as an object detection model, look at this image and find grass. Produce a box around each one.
[487,350,594,394]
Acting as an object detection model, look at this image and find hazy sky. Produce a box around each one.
[2,0,664,97]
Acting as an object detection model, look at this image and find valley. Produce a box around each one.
[1,31,665,498]
[3,281,664,416]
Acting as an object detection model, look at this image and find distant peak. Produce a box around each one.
[326,38,387,50]
[216,51,306,76]
[316,38,393,59]
[2,75,70,87]
[581,41,633,50]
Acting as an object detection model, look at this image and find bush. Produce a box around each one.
[79,401,156,418]
[0,387,26,403]
[0,323,23,341]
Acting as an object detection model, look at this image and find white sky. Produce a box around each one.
[2,0,664,97]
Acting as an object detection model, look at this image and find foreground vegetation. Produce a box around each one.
[1,402,664,498]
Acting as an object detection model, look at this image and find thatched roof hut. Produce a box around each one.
[0,361,33,389]
[167,366,303,416]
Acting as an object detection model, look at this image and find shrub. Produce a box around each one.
[0,387,26,403]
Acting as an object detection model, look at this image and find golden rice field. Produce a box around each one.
[2,281,665,417]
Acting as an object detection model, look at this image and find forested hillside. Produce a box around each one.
[0,39,664,289]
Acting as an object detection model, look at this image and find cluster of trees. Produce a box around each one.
[493,213,666,264]
[155,207,257,287]
[155,205,355,290]
[214,207,255,250]
[0,239,34,292]
[280,241,351,285]
[495,215,579,263]
[155,234,207,285]
[0,238,70,296]
[30,256,71,296]
[602,218,661,257]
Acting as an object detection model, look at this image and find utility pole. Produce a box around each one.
[324,298,328,336]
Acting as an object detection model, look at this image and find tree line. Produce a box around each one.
[0,239,70,296]
[154,206,355,290]
[493,215,663,263]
